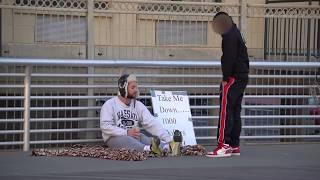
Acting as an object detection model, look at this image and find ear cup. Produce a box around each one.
[119,81,128,98]
[118,74,129,98]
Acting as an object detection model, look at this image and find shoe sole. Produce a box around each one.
[232,153,240,156]
[206,153,232,158]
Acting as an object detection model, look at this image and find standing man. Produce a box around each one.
[100,74,176,157]
[207,12,249,158]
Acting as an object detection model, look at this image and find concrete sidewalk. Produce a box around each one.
[1,144,319,180]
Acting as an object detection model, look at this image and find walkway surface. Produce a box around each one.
[1,144,319,180]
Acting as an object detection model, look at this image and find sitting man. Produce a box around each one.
[100,74,176,156]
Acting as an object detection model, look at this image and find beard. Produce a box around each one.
[127,92,137,99]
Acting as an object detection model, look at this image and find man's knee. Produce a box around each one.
[107,136,145,152]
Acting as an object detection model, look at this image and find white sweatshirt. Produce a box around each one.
[100,96,172,143]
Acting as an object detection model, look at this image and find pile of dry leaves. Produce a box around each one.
[32,144,207,161]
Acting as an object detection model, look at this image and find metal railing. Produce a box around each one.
[0,58,320,151]
[0,0,320,151]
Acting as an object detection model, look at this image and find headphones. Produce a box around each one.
[118,74,129,98]
[118,74,138,98]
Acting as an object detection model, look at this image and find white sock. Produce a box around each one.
[143,145,151,151]
[162,143,170,151]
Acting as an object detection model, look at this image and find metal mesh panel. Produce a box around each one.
[0,65,24,149]
[1,62,319,149]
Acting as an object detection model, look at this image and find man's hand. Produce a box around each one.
[221,81,227,87]
[127,127,140,139]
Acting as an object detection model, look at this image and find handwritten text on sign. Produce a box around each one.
[151,90,197,146]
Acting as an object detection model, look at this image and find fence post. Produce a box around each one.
[239,0,248,144]
[306,0,312,61]
[86,0,96,140]
[87,0,94,59]
[240,0,247,42]
[23,65,32,151]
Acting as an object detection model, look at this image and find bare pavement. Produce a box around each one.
[0,144,319,180]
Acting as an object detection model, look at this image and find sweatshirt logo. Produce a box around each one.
[116,110,138,129]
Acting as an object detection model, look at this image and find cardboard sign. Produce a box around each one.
[151,90,197,146]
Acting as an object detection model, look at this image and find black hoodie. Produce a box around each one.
[221,24,249,81]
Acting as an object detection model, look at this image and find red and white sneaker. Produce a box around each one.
[231,146,240,156]
[206,144,232,158]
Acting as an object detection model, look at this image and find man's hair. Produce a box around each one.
[213,11,230,20]
[212,11,233,34]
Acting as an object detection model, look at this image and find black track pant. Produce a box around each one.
[217,76,248,147]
